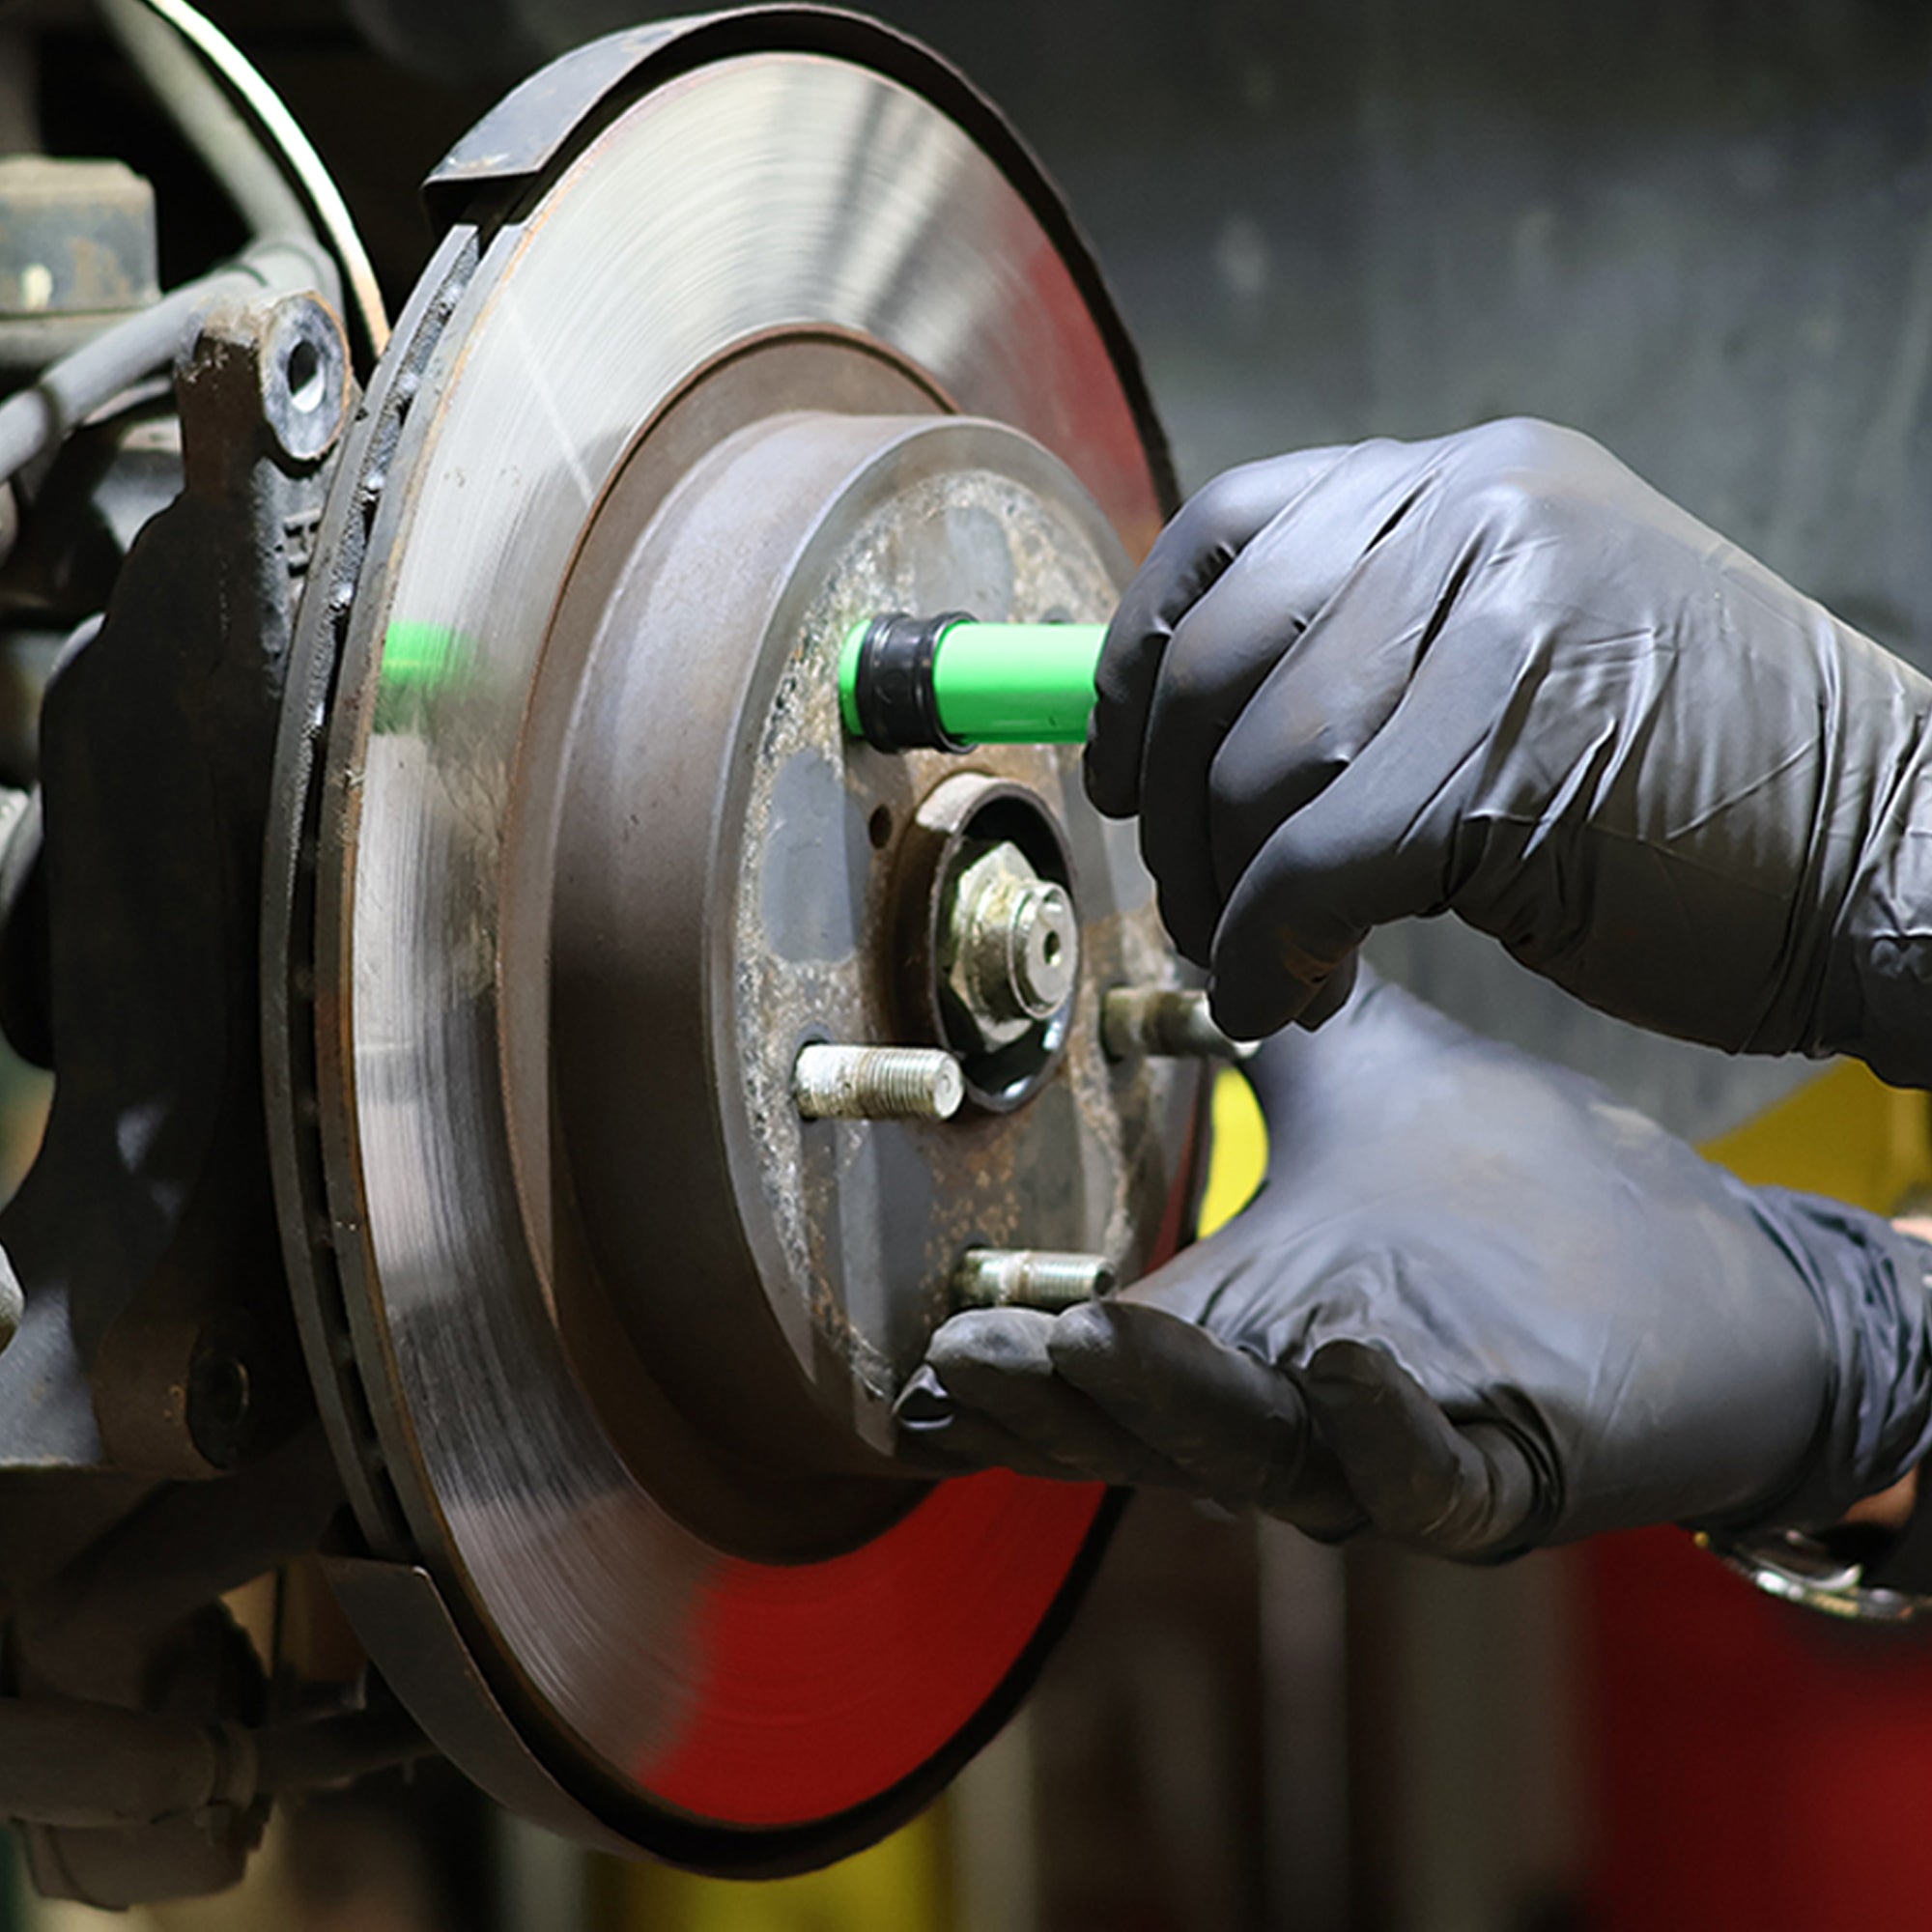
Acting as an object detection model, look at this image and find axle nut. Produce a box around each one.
[941,839,1079,1052]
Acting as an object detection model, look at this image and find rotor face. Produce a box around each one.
[270,17,1190,1870]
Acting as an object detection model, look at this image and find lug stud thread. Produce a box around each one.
[952,1248,1115,1312]
[1101,986,1256,1062]
[793,1043,965,1121]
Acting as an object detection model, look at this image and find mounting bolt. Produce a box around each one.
[952,1248,1115,1312]
[793,1043,965,1121]
[1101,986,1256,1063]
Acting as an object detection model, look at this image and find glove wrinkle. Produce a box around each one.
[1297,1341,1545,1559]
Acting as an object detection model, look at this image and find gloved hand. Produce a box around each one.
[896,973,1932,1557]
[1089,417,1932,1085]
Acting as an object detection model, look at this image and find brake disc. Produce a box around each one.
[265,9,1199,1873]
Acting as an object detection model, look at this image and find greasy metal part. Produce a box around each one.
[952,1248,1115,1312]
[0,46,365,1911]
[6,1428,343,1900]
[792,1044,965,1121]
[0,281,334,1484]
[251,296,347,466]
[0,1697,258,1829]
[941,839,1079,1051]
[546,410,1171,1495]
[266,14,1189,1872]
[251,1699,433,1795]
[0,237,336,490]
[1102,986,1259,1063]
[14,1597,267,1905]
[0,1687,422,1831]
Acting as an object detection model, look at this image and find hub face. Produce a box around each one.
[539,411,1194,1532]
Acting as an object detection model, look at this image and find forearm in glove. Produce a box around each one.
[895,974,1932,1559]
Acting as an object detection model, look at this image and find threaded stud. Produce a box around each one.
[1101,986,1256,1062]
[952,1248,1115,1312]
[793,1043,965,1121]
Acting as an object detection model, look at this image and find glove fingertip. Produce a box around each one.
[926,1307,1057,1378]
[1208,967,1306,1044]
[1080,734,1140,820]
[1042,1297,1129,1375]
[1295,953,1361,1030]
[893,1364,956,1427]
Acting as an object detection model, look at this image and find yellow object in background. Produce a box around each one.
[1702,1057,1932,1208]
[605,1809,949,1932]
[1197,1065,1267,1238]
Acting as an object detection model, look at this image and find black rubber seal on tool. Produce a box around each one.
[854,611,974,753]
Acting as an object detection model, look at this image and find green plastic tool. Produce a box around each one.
[839,613,1106,750]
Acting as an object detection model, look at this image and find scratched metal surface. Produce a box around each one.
[295,38,1173,1839]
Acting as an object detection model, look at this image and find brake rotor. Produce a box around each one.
[266,9,1196,1872]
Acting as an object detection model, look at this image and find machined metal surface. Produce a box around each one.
[267,12,1191,1872]
[942,839,1079,1048]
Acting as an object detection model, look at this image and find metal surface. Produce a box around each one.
[1103,987,1256,1063]
[953,1248,1114,1312]
[251,295,346,466]
[0,279,346,1897]
[267,13,1187,1872]
[942,839,1078,1048]
[544,408,1181,1488]
[792,1045,966,1122]
[0,280,334,1481]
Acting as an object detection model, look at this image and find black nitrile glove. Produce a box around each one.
[896,974,1932,1558]
[1089,417,1932,1085]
